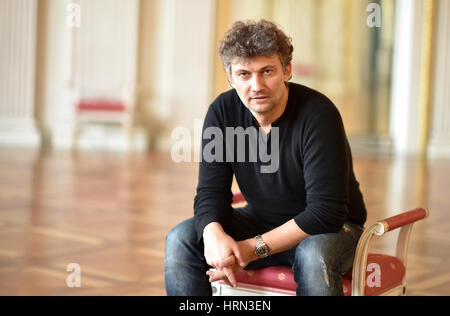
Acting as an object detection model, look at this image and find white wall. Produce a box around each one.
[37,0,141,151]
[428,0,450,158]
[139,0,216,152]
[1,0,448,157]
[35,0,216,152]
[170,0,216,129]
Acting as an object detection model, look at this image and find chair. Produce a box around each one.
[71,85,136,151]
[211,192,429,296]
[67,0,139,151]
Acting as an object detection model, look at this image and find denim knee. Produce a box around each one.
[294,226,361,269]
[293,236,332,285]
[292,235,343,295]
[165,218,212,296]
[294,235,337,268]
[292,226,361,295]
[165,218,198,260]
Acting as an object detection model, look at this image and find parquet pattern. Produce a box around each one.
[0,148,449,296]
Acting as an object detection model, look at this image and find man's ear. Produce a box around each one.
[284,63,293,82]
[227,74,235,89]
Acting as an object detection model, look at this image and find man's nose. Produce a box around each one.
[250,74,264,92]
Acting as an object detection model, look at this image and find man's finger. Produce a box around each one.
[223,266,237,288]
[221,275,233,288]
[208,270,225,283]
[218,255,235,270]
[232,251,247,269]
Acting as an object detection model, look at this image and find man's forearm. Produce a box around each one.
[203,221,224,239]
[260,219,311,257]
[235,219,311,266]
[203,219,311,269]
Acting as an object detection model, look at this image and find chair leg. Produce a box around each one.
[72,122,80,152]
[123,120,134,152]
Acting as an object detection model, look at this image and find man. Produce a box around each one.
[165,19,367,296]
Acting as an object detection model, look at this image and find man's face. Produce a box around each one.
[228,54,292,116]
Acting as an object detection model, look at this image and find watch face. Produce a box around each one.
[256,245,269,258]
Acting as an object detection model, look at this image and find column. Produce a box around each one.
[0,0,40,147]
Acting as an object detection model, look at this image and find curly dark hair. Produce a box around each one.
[219,19,294,75]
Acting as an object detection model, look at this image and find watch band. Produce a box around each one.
[255,235,265,247]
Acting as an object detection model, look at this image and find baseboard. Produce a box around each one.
[427,137,450,158]
[348,134,393,156]
[0,118,40,148]
[66,125,148,152]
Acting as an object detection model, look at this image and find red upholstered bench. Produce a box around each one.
[77,99,127,113]
[211,192,428,296]
[72,98,135,150]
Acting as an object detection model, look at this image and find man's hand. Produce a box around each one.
[202,223,258,287]
[204,238,258,286]
[202,222,241,287]
[203,219,310,288]
[203,223,238,269]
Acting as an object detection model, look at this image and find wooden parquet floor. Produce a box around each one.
[0,148,449,296]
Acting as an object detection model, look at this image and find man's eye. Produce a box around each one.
[264,69,273,75]
[238,73,250,78]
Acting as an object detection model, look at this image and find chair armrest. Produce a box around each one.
[379,208,429,232]
[351,207,429,296]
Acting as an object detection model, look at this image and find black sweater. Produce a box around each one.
[194,83,367,241]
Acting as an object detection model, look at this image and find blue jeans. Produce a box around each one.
[165,207,363,296]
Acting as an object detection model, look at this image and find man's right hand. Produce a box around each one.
[202,222,241,287]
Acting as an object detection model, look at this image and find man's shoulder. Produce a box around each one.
[204,89,242,125]
[207,89,242,119]
[212,89,239,108]
[289,82,340,117]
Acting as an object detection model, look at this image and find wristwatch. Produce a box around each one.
[255,235,269,258]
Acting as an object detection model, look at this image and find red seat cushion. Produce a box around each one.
[231,253,406,296]
[77,100,126,112]
[233,266,296,295]
[344,253,406,296]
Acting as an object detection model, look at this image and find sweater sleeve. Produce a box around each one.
[193,103,234,242]
[294,99,350,235]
